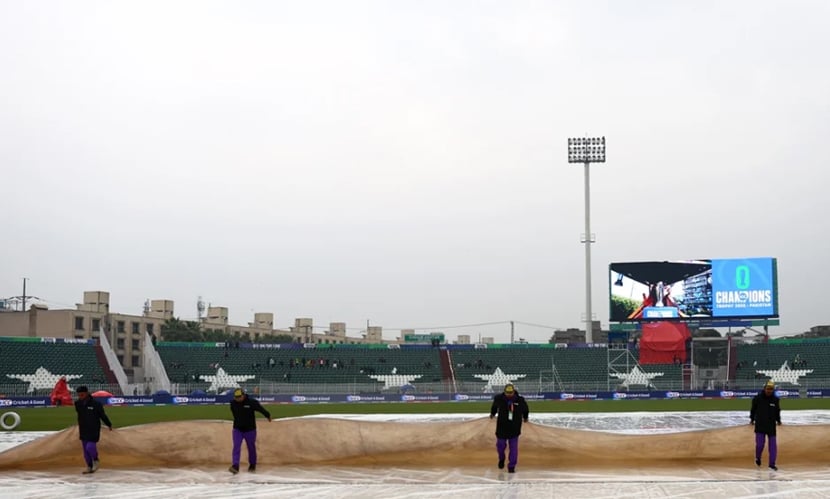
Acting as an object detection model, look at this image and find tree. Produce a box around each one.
[692,328,721,338]
[161,318,204,342]
[159,317,296,344]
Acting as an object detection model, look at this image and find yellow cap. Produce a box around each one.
[764,380,775,389]
[504,384,515,394]
[233,389,244,397]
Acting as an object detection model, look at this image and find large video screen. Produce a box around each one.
[609,258,778,322]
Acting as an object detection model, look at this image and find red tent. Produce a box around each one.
[639,322,690,364]
[92,390,113,398]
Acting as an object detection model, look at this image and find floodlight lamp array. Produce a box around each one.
[568,136,606,163]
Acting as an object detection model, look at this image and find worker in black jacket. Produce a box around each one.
[228,388,271,473]
[490,383,529,473]
[74,385,113,474]
[750,380,782,470]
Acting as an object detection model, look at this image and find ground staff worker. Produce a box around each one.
[229,388,271,473]
[490,383,529,473]
[74,386,113,474]
[750,379,781,471]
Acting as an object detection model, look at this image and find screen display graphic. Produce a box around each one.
[609,258,777,322]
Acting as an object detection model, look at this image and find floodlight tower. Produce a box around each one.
[567,136,606,343]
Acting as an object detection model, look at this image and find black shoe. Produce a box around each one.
[228,465,239,474]
[248,465,256,472]
[91,459,99,472]
[755,458,761,467]
[508,467,515,473]
[769,465,778,471]
[498,459,504,469]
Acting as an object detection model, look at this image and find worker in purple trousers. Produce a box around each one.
[74,385,113,474]
[490,383,529,473]
[750,379,782,471]
[228,388,271,473]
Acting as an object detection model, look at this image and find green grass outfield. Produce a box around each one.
[4,398,830,431]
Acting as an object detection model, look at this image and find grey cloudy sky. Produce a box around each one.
[1,1,828,342]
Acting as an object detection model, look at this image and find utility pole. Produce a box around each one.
[21,277,28,312]
[510,321,515,344]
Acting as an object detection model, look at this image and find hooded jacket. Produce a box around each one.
[230,395,271,431]
[750,389,781,435]
[75,396,113,442]
[490,391,529,439]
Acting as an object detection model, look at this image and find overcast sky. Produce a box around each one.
[1,1,828,342]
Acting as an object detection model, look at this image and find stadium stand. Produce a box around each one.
[0,337,112,396]
[6,336,827,397]
[153,342,690,393]
[450,346,616,391]
[155,343,444,392]
[735,341,829,388]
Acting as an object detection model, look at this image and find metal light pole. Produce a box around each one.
[22,277,28,312]
[567,136,606,343]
